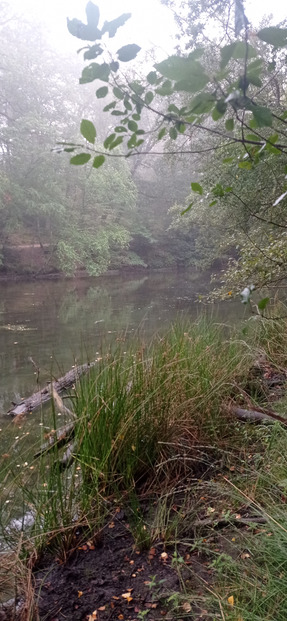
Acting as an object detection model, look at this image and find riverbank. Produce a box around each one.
[2,310,287,620]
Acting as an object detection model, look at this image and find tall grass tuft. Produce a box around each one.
[72,318,254,508]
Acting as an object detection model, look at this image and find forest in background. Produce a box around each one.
[1,0,287,303]
[0,2,200,278]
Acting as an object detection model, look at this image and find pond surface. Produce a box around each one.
[0,270,241,416]
[0,269,243,452]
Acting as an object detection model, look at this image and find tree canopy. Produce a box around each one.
[65,0,287,297]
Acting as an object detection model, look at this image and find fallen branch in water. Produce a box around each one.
[33,421,75,459]
[7,360,98,416]
[34,387,77,459]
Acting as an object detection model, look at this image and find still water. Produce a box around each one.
[0,269,241,420]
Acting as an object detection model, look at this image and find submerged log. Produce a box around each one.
[7,361,97,416]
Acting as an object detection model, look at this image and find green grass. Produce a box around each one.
[3,310,287,618]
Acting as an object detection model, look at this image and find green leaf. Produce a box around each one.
[111,110,125,116]
[169,127,178,140]
[220,41,257,69]
[67,17,101,41]
[84,44,103,60]
[252,105,273,128]
[103,101,116,112]
[132,114,141,121]
[225,118,234,131]
[155,56,208,82]
[247,59,263,71]
[156,80,174,96]
[175,75,209,93]
[155,56,210,93]
[80,62,110,84]
[96,86,108,98]
[238,160,252,169]
[223,157,234,164]
[124,98,133,111]
[181,202,193,215]
[268,61,276,72]
[70,153,91,165]
[191,182,203,195]
[176,122,186,133]
[212,184,225,197]
[128,120,138,132]
[168,104,180,114]
[266,133,280,154]
[117,44,141,62]
[113,86,124,99]
[258,297,270,311]
[147,71,158,85]
[190,93,216,114]
[86,2,100,28]
[115,126,128,133]
[188,47,205,60]
[145,91,154,105]
[127,134,138,149]
[80,119,96,144]
[209,200,218,206]
[158,128,166,140]
[257,27,287,48]
[245,133,260,141]
[110,61,119,72]
[129,81,145,96]
[104,133,116,149]
[93,154,105,168]
[247,73,262,87]
[101,13,131,38]
[212,100,227,120]
[109,136,124,150]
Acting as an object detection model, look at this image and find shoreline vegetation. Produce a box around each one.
[2,308,287,619]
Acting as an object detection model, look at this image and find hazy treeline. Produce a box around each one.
[0,4,199,277]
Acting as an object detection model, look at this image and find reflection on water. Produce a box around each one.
[0,269,241,419]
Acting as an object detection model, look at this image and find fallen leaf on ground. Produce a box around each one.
[122,592,133,602]
[78,591,83,598]
[228,595,234,606]
[182,602,191,612]
[87,611,97,620]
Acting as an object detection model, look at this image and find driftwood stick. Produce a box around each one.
[194,515,267,528]
[231,405,287,426]
[34,387,76,458]
[33,421,75,458]
[50,384,76,419]
[7,360,97,416]
[58,442,77,470]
